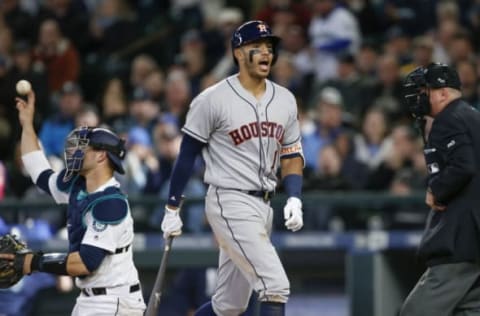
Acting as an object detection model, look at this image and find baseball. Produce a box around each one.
[16,80,32,95]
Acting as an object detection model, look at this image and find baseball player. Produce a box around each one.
[161,20,304,316]
[4,90,146,315]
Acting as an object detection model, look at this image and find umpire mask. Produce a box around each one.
[403,67,431,119]
[403,63,462,119]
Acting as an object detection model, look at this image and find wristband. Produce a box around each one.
[283,174,302,198]
[31,252,69,275]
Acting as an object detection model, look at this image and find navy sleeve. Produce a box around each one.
[283,174,303,198]
[79,244,108,272]
[36,169,54,195]
[56,169,79,193]
[167,134,205,207]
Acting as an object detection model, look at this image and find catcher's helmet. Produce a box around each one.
[64,126,126,180]
[231,20,281,65]
[403,62,461,118]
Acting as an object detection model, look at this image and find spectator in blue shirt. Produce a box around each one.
[38,81,84,158]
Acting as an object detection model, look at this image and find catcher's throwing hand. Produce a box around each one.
[15,90,36,128]
[284,197,304,232]
[0,234,32,288]
[161,206,183,239]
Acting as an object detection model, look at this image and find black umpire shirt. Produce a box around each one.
[419,98,480,266]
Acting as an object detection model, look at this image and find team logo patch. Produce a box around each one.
[427,162,440,174]
[92,220,107,232]
[257,23,268,33]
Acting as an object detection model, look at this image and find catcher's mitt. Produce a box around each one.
[0,234,30,288]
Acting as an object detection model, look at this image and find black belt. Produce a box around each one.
[82,283,140,296]
[245,190,275,201]
[115,244,130,254]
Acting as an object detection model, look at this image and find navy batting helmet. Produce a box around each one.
[64,126,126,180]
[403,63,461,118]
[231,20,281,65]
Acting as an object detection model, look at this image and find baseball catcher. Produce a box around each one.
[10,88,145,315]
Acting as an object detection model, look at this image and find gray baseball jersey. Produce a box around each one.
[181,75,303,314]
[182,75,303,191]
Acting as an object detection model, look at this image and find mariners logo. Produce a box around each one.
[92,220,107,232]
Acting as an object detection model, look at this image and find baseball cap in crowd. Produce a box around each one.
[156,112,179,126]
[61,81,82,95]
[131,87,152,102]
[319,86,343,107]
[156,114,180,140]
[127,126,152,147]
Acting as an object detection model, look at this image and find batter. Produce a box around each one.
[161,20,304,316]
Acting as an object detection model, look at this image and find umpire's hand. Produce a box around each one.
[284,197,304,232]
[161,206,183,239]
[425,190,446,211]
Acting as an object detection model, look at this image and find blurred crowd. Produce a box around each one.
[0,0,479,234]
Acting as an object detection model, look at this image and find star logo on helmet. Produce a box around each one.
[257,24,268,33]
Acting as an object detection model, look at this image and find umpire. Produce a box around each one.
[400,62,480,315]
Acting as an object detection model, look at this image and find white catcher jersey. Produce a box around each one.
[46,174,141,290]
[182,75,303,191]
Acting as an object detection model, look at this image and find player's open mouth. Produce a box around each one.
[259,60,269,71]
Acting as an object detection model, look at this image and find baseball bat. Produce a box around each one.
[145,236,173,316]
[145,198,184,316]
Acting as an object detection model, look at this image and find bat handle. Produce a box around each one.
[144,197,184,316]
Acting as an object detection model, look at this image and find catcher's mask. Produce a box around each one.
[403,62,461,119]
[64,126,126,181]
